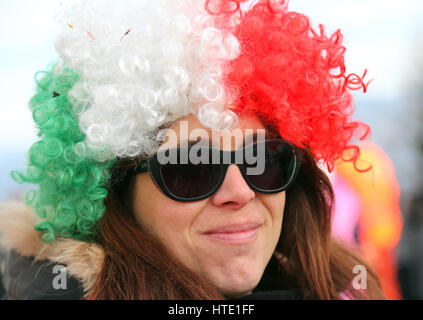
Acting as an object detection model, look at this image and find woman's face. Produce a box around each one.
[132,114,285,297]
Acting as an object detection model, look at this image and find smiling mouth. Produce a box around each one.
[201,223,261,245]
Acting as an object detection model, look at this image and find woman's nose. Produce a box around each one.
[210,164,255,210]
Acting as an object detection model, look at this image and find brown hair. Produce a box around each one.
[87,148,384,299]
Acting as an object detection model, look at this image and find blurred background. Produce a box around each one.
[0,0,422,299]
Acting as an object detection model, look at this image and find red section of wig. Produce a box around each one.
[213,0,371,172]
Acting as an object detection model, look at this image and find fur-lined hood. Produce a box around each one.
[0,201,103,298]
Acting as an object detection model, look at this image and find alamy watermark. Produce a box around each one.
[52,264,67,290]
[156,121,267,175]
[352,265,367,290]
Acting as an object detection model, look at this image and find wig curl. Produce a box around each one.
[55,0,241,160]
[13,0,372,242]
[12,66,114,242]
[219,0,371,172]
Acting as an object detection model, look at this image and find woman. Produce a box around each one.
[0,0,384,299]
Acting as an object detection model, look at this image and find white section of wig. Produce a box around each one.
[54,0,240,159]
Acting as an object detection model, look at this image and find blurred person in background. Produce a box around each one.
[331,141,403,299]
[398,192,423,299]
[397,45,423,299]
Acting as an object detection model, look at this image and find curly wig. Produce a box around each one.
[12,0,371,242]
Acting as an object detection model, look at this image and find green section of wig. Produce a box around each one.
[11,64,115,243]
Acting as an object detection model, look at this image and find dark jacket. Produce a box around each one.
[1,250,84,300]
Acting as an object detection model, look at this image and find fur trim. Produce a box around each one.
[0,201,46,256]
[0,201,103,295]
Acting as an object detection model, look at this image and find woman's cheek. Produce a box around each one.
[258,192,285,247]
[132,174,205,242]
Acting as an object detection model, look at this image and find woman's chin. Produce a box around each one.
[216,280,258,298]
[204,266,263,298]
[222,289,254,299]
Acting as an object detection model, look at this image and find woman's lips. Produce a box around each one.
[201,223,261,245]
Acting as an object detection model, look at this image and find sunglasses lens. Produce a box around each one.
[153,140,298,201]
[244,141,297,191]
[159,147,221,200]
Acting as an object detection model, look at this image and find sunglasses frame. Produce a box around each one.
[132,138,302,202]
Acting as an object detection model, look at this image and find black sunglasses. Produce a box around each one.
[132,139,301,202]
